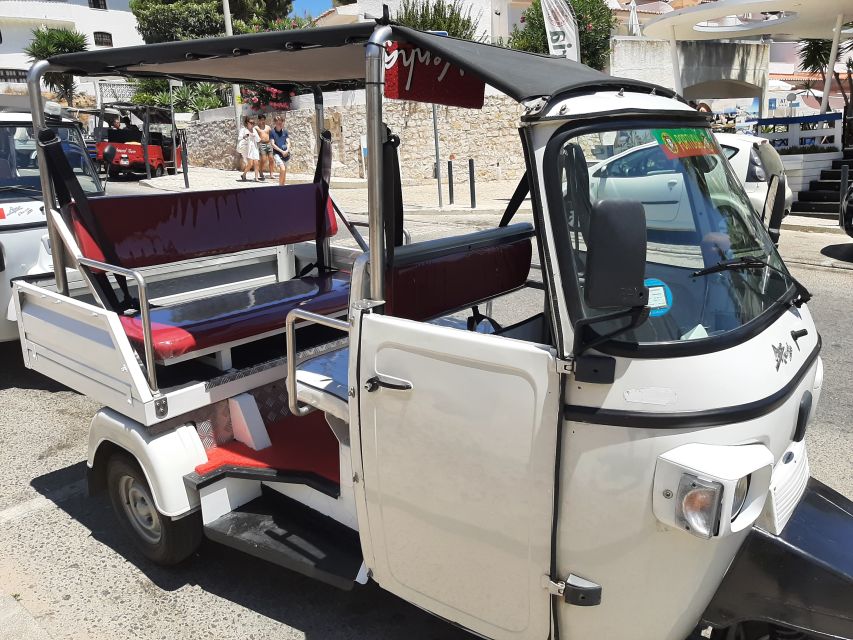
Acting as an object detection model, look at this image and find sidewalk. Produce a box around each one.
[140,166,848,238]
[139,167,531,217]
[0,593,52,640]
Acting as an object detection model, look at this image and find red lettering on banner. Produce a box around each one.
[384,42,485,109]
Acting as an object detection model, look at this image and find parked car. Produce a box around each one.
[715,131,793,217]
[1,111,102,342]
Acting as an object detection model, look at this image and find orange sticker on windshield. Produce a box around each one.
[653,128,716,159]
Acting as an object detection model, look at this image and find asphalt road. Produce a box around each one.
[0,214,850,639]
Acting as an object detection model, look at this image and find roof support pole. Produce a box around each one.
[821,14,843,115]
[669,25,683,96]
[313,87,332,268]
[365,24,392,303]
[27,60,68,296]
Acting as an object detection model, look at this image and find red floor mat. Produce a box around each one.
[195,411,340,484]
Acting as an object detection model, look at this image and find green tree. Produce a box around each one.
[130,0,294,44]
[130,0,224,43]
[798,38,853,111]
[507,0,616,71]
[24,27,89,106]
[394,0,480,41]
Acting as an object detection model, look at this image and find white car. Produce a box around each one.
[715,131,793,217]
[0,112,102,341]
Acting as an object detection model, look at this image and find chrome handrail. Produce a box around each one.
[285,308,349,417]
[77,257,158,394]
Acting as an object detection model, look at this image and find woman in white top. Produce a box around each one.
[237,116,260,181]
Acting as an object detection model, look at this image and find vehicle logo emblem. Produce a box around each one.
[772,343,793,371]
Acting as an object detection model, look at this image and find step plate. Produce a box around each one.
[203,488,362,590]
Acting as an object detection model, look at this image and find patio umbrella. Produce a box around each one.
[628,0,642,36]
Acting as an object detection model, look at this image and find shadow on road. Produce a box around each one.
[0,342,69,393]
[31,462,473,640]
[821,242,853,264]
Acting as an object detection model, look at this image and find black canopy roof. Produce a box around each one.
[47,22,674,103]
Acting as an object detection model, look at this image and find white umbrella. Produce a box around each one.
[628,0,642,36]
[604,0,623,9]
[769,78,795,91]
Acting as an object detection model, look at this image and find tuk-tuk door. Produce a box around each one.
[354,309,561,640]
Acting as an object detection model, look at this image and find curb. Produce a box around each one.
[0,594,53,640]
[781,222,844,235]
[785,258,853,272]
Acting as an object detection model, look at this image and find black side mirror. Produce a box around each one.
[585,199,649,309]
[763,174,786,247]
[103,144,117,165]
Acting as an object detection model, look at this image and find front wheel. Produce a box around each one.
[153,165,164,178]
[106,453,201,565]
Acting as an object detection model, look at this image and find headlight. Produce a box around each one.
[676,474,722,539]
[653,443,774,539]
[731,475,750,520]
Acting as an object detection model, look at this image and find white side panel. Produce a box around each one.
[87,408,208,517]
[358,313,559,640]
[16,281,153,423]
[200,478,262,525]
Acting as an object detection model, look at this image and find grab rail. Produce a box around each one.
[77,257,158,394]
[285,308,349,417]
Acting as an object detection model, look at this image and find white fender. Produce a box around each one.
[87,407,208,517]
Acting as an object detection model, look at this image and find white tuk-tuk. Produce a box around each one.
[15,21,853,640]
[0,109,102,342]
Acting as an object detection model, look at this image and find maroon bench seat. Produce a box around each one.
[120,272,351,360]
[69,183,343,361]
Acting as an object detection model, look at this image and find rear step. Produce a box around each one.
[203,486,363,590]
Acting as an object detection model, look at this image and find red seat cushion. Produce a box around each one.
[121,271,350,360]
[195,410,340,485]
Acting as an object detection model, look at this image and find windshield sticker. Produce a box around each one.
[644,278,672,317]
[652,128,716,159]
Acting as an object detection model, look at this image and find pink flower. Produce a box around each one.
[290,91,296,96]
[252,97,259,103]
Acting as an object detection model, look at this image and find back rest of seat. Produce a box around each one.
[386,223,534,321]
[70,183,336,269]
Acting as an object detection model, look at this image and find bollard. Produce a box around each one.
[469,158,476,209]
[840,164,849,230]
[448,160,454,204]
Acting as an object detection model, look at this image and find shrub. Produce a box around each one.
[394,0,480,40]
[507,0,616,71]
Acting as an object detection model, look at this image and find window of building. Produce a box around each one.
[93,32,113,47]
[0,69,28,83]
[89,0,108,9]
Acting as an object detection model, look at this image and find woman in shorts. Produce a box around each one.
[237,116,260,181]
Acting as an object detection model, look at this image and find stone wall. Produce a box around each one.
[185,95,525,183]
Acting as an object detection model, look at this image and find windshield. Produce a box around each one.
[0,123,101,203]
[554,126,794,346]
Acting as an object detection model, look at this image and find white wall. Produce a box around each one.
[0,0,142,95]
[354,0,526,42]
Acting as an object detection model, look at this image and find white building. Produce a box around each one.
[317,0,535,43]
[0,0,143,96]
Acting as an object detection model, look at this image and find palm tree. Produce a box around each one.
[798,38,853,110]
[24,27,88,107]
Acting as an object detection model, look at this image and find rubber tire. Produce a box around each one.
[107,166,120,179]
[153,165,164,178]
[106,453,201,565]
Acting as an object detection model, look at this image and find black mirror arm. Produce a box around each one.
[572,306,650,357]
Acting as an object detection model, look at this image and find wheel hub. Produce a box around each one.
[119,475,162,544]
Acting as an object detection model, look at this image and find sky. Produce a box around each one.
[291,0,333,18]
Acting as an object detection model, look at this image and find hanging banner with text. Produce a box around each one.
[384,43,485,109]
[541,0,579,62]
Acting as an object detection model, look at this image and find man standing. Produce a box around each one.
[270,114,291,186]
[255,114,273,180]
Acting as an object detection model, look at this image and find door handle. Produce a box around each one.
[667,179,678,188]
[364,375,413,392]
